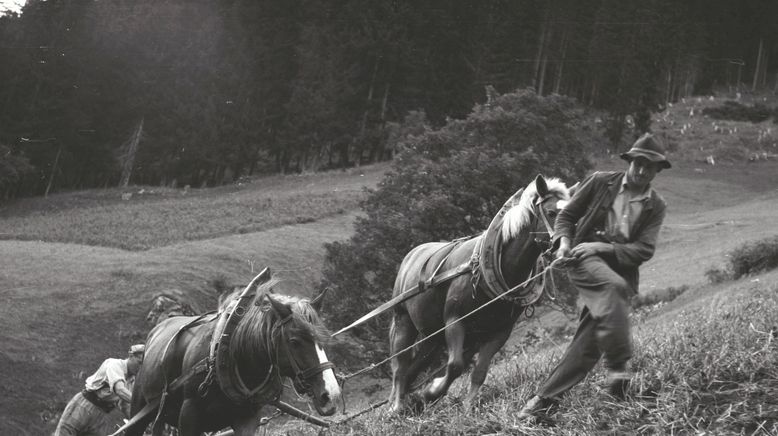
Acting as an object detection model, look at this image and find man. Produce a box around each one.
[518,133,670,420]
[54,344,145,436]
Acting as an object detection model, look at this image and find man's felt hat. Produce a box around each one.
[620,133,671,169]
[129,344,145,355]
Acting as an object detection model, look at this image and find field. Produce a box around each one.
[2,97,778,435]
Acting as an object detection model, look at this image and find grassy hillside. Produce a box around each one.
[0,165,386,250]
[283,271,778,435]
[0,165,386,435]
[2,96,778,434]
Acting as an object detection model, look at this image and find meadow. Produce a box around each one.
[1,96,778,435]
[0,165,386,250]
[282,273,778,435]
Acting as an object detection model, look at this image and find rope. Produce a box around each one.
[338,257,568,382]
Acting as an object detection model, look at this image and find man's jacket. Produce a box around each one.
[552,171,666,293]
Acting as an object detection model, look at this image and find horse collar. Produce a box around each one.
[475,187,547,306]
[207,268,282,405]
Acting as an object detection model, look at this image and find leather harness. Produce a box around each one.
[146,268,334,430]
[331,186,558,337]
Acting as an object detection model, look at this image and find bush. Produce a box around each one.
[705,235,778,283]
[320,89,597,341]
[702,101,774,123]
[729,235,778,279]
[704,266,732,284]
[632,285,689,310]
[0,143,34,200]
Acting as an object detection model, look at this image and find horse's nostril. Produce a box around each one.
[321,392,331,404]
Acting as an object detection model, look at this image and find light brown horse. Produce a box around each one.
[388,175,569,412]
[127,278,341,436]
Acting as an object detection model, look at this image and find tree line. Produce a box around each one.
[0,0,775,199]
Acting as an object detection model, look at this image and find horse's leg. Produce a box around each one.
[406,341,443,391]
[178,398,203,436]
[389,310,417,413]
[230,409,261,436]
[423,318,466,403]
[463,326,512,408]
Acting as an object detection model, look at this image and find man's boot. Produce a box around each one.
[606,370,631,400]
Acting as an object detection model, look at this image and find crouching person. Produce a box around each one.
[54,344,144,436]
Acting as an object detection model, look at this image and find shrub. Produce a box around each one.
[701,101,774,123]
[632,285,689,310]
[320,89,597,341]
[729,235,778,279]
[705,235,778,283]
[704,266,732,284]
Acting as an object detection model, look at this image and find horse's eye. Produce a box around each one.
[289,338,301,347]
[547,210,557,219]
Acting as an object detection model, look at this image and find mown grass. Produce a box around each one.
[283,271,778,435]
[0,165,386,250]
[652,92,778,164]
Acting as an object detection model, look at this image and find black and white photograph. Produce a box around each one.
[1,1,777,434]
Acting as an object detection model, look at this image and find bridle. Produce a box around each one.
[532,193,559,249]
[272,313,335,395]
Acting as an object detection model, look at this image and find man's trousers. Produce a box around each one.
[537,254,633,399]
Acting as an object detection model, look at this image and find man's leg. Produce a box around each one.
[54,393,97,436]
[536,307,603,399]
[571,255,632,372]
[518,255,633,418]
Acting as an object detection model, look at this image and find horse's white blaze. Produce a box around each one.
[316,344,340,397]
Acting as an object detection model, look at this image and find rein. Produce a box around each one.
[338,256,567,382]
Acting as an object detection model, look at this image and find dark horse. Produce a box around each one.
[127,274,341,436]
[389,175,570,412]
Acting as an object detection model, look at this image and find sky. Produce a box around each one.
[0,0,24,15]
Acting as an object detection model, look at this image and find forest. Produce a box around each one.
[0,0,776,198]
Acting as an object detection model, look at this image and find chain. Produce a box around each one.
[258,408,283,426]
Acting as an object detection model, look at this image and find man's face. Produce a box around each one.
[127,353,143,375]
[626,157,660,191]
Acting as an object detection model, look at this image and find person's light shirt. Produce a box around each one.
[83,358,129,403]
[606,174,653,242]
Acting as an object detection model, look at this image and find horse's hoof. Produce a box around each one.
[408,392,426,414]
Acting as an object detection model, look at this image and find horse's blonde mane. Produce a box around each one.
[229,281,330,362]
[501,177,569,240]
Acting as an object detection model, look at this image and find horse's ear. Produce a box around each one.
[568,181,580,198]
[267,294,292,318]
[535,174,549,198]
[310,287,329,312]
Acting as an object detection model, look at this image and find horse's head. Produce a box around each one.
[531,174,570,241]
[146,293,195,326]
[265,292,341,416]
[502,174,570,249]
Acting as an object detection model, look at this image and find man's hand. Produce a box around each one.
[556,237,572,260]
[570,242,613,260]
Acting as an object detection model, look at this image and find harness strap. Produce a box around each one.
[167,357,210,393]
[417,239,464,292]
[331,259,473,337]
[297,361,335,380]
[150,311,217,433]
